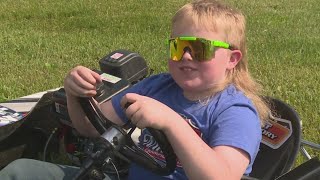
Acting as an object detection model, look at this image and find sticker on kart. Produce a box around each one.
[261,115,292,149]
[0,105,24,127]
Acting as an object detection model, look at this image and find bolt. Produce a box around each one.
[112,137,118,145]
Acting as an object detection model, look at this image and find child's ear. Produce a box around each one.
[227,50,242,70]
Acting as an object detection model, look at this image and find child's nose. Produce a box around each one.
[181,47,193,61]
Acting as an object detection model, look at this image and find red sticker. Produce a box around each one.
[261,115,292,149]
[110,52,123,60]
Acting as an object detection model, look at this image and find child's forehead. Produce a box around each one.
[171,20,226,41]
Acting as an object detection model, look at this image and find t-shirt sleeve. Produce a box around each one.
[208,105,262,164]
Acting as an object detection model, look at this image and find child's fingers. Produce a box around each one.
[130,109,146,128]
[66,78,97,97]
[91,71,102,83]
[120,93,141,108]
[71,72,96,91]
[77,68,99,86]
[120,93,145,122]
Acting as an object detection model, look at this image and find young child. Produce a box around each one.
[0,0,269,179]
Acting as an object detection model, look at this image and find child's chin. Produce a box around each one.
[179,82,202,91]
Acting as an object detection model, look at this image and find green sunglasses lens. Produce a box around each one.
[168,37,230,62]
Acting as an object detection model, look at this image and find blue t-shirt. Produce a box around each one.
[111,73,261,179]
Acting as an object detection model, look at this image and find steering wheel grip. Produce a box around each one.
[119,128,177,176]
[78,97,177,176]
[147,128,177,175]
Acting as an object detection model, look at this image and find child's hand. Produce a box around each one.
[64,66,102,97]
[121,93,182,131]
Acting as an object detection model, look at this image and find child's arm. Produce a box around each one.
[64,66,124,137]
[121,93,250,180]
[164,117,249,180]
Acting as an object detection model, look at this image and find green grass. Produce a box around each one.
[0,0,319,165]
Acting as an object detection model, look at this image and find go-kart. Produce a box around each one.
[0,49,319,180]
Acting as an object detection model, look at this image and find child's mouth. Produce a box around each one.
[180,66,196,72]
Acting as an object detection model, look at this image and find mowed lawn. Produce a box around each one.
[0,0,319,164]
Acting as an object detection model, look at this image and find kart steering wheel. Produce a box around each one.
[77,95,177,176]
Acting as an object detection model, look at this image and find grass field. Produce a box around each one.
[0,0,319,166]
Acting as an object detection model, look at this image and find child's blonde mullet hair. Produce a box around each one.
[172,0,270,125]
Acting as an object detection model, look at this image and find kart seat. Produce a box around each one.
[249,97,301,180]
